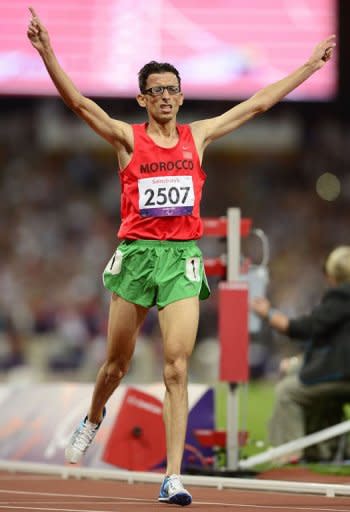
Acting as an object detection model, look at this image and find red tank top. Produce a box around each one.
[117,123,206,240]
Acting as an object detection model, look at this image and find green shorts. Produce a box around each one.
[102,240,210,309]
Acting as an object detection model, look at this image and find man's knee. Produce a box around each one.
[103,358,130,383]
[163,357,188,388]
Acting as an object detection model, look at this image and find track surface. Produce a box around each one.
[0,472,350,512]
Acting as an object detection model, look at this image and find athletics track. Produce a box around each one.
[0,468,350,512]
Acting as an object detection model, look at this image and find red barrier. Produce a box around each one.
[102,388,166,471]
[193,428,249,448]
[202,217,252,238]
[202,216,252,276]
[204,257,226,277]
[219,282,249,383]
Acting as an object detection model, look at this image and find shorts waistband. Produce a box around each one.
[122,239,197,248]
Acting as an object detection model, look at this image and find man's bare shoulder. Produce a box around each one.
[189,118,214,157]
[110,118,134,152]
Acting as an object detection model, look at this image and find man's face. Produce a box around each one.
[137,72,184,122]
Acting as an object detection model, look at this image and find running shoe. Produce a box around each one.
[65,407,106,464]
[158,474,192,506]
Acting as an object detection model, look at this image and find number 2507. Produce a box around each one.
[144,186,190,206]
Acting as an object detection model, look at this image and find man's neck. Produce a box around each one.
[146,119,179,146]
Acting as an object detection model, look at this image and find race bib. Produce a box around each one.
[138,175,194,217]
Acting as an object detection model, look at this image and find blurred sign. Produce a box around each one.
[0,0,336,99]
[0,382,213,470]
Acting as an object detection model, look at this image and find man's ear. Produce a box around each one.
[136,94,146,108]
[178,92,184,106]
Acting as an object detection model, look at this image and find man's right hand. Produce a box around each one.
[26,6,133,157]
[27,7,50,53]
[250,297,271,319]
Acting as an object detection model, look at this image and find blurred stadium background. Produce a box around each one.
[0,0,349,387]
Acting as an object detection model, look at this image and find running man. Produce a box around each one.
[27,6,335,506]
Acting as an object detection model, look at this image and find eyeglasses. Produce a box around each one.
[143,85,181,96]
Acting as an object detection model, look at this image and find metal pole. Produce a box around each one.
[239,419,350,469]
[227,208,241,282]
[225,207,241,470]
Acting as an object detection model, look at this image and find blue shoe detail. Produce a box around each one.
[65,407,106,464]
[158,475,192,506]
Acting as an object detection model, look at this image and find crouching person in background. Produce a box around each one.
[251,246,350,462]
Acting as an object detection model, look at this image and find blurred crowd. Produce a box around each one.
[0,97,349,382]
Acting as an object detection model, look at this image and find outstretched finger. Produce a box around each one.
[29,6,38,19]
[325,34,336,46]
[29,6,42,30]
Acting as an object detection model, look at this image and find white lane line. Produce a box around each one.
[0,488,349,511]
[0,490,148,501]
[0,502,151,505]
[1,498,350,512]
[0,476,57,480]
[0,507,115,511]
[195,504,350,512]
[0,504,350,512]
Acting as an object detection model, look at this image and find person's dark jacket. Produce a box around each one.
[286,282,350,385]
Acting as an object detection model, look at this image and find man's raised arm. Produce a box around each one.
[27,7,132,149]
[191,35,336,153]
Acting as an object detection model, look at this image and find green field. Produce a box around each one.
[215,379,274,459]
[215,379,350,474]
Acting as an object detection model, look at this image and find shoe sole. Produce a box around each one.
[159,492,192,506]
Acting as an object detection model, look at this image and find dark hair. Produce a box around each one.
[138,61,181,93]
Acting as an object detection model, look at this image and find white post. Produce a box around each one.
[225,207,241,470]
[239,419,350,469]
